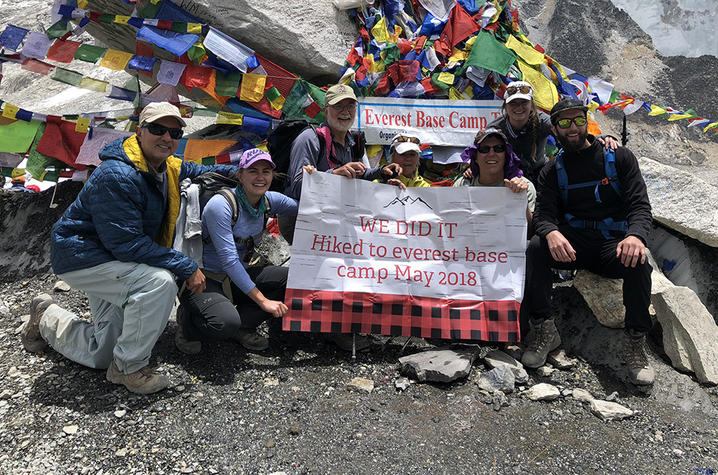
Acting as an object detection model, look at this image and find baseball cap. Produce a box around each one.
[390,133,422,155]
[504,81,533,104]
[139,102,187,127]
[325,84,358,106]
[473,127,508,145]
[239,148,275,169]
[550,99,588,124]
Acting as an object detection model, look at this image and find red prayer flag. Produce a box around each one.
[355,65,367,83]
[22,58,55,75]
[89,11,101,23]
[420,77,439,95]
[397,39,413,56]
[179,63,213,90]
[157,20,173,30]
[414,36,427,52]
[244,54,298,119]
[36,116,87,170]
[136,41,154,77]
[305,101,321,118]
[346,47,362,66]
[46,40,82,63]
[435,3,479,56]
[374,73,391,95]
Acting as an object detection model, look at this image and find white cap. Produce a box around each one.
[504,81,533,104]
[390,133,422,155]
[139,102,187,127]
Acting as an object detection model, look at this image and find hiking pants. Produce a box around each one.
[524,226,653,333]
[179,265,288,340]
[40,261,177,373]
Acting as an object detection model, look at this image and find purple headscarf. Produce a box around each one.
[461,130,523,180]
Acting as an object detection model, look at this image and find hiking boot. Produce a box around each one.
[234,329,269,352]
[622,330,655,386]
[521,319,561,369]
[325,333,372,352]
[106,360,169,395]
[21,293,54,353]
[174,305,201,355]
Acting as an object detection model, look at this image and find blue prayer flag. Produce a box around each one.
[136,26,198,56]
[128,55,159,72]
[0,25,29,51]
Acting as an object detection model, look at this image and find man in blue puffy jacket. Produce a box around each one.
[21,102,237,394]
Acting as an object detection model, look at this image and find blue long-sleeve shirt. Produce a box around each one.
[201,191,298,293]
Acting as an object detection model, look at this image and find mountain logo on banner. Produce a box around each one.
[384,195,433,210]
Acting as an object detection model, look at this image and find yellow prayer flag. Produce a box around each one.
[78,77,109,92]
[667,112,693,121]
[256,143,268,153]
[704,122,718,132]
[11,168,25,179]
[187,23,202,34]
[449,87,466,100]
[517,60,559,111]
[2,103,19,120]
[389,25,402,43]
[648,105,667,116]
[437,71,455,85]
[506,35,545,66]
[448,48,469,62]
[150,0,161,4]
[269,95,286,110]
[99,49,133,71]
[371,17,391,43]
[77,0,88,8]
[216,111,243,125]
[75,117,90,133]
[114,16,131,25]
[465,36,477,50]
[239,73,266,103]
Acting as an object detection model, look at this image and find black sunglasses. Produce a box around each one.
[144,123,183,139]
[477,144,505,154]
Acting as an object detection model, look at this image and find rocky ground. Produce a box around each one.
[1,273,717,474]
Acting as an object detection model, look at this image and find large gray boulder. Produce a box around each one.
[652,286,718,385]
[398,348,478,383]
[638,157,718,248]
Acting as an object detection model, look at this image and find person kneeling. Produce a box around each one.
[176,149,297,354]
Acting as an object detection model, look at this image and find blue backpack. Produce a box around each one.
[554,148,628,238]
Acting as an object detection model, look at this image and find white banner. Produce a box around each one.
[355,97,503,146]
[288,171,527,302]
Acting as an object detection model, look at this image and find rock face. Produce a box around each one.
[652,286,718,384]
[398,348,478,383]
[572,271,626,329]
[86,0,356,85]
[638,158,718,248]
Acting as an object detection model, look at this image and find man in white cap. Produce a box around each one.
[280,84,400,243]
[21,102,238,394]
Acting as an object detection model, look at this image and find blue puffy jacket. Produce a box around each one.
[51,136,237,281]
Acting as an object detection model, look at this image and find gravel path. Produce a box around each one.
[1,274,717,474]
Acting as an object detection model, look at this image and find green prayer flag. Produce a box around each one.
[171,22,188,33]
[136,1,161,18]
[0,119,42,154]
[201,156,216,165]
[430,72,452,91]
[52,67,83,86]
[1,167,15,178]
[304,81,327,108]
[74,44,107,63]
[265,86,281,103]
[460,30,517,76]
[187,42,206,61]
[215,71,242,97]
[192,108,220,117]
[46,20,70,39]
[282,80,311,119]
[383,43,400,66]
[98,14,114,24]
[608,90,620,103]
[25,123,65,180]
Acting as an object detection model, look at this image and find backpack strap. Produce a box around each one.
[216,188,239,227]
[603,148,621,199]
[555,148,622,206]
[555,150,569,206]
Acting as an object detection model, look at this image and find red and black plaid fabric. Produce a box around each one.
[283,289,520,342]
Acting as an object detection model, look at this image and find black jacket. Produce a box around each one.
[533,136,652,242]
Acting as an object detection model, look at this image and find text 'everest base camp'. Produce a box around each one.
[1,0,717,473]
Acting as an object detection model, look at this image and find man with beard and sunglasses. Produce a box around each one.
[21,102,238,394]
[521,99,654,388]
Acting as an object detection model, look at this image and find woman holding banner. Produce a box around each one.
[455,127,535,235]
[377,133,432,189]
[175,149,297,354]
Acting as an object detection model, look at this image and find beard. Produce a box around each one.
[556,128,589,152]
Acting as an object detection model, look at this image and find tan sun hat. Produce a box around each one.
[325,84,358,106]
[139,102,187,127]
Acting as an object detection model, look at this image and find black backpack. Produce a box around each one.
[266,119,366,192]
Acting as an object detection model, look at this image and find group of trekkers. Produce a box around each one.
[20,81,655,395]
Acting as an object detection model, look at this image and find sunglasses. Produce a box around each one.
[477,144,505,154]
[144,123,183,139]
[556,116,588,129]
[506,84,532,96]
[393,135,421,144]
